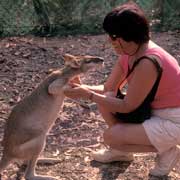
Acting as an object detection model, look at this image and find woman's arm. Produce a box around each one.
[68,57,125,95]
[69,75,105,94]
[64,58,158,114]
[65,56,153,114]
[79,84,105,94]
[91,58,158,113]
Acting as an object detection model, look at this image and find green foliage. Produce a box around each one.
[160,0,180,30]
[0,0,36,36]
[0,0,179,37]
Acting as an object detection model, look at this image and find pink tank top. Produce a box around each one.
[119,47,180,109]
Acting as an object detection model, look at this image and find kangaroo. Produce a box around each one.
[0,54,104,180]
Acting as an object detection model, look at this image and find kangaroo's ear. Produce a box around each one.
[64,54,80,68]
[64,53,75,62]
[64,54,76,67]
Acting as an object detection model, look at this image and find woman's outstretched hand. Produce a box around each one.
[63,83,92,100]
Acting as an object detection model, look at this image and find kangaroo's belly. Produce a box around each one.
[10,95,65,135]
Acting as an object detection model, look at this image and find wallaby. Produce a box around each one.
[0,54,104,180]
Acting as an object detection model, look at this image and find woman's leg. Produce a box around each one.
[97,96,180,175]
[93,92,136,162]
[92,93,132,162]
[93,91,157,165]
[97,91,156,152]
[103,123,157,152]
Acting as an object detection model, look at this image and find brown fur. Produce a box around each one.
[0,54,103,180]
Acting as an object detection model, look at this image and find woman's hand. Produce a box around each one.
[69,75,81,85]
[63,83,92,100]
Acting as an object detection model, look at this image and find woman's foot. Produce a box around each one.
[149,146,180,177]
[91,147,134,163]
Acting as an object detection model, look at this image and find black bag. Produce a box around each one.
[115,56,162,123]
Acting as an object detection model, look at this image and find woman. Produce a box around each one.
[64,1,180,177]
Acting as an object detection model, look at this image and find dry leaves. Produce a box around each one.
[0,32,180,179]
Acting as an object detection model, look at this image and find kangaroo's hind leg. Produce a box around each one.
[19,135,58,180]
[25,156,58,180]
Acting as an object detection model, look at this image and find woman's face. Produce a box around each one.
[108,36,124,55]
[109,36,139,56]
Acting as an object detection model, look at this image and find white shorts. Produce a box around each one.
[143,107,180,154]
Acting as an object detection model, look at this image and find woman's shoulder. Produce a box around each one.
[146,41,162,52]
[146,41,178,63]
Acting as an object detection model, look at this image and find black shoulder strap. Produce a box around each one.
[125,55,163,101]
[119,56,162,87]
[127,56,162,78]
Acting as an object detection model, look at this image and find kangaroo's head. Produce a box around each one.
[47,54,104,95]
[63,53,104,72]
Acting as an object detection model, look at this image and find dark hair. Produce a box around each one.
[103,1,150,44]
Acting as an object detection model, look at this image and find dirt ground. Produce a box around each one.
[0,31,180,180]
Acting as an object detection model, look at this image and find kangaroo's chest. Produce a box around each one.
[29,94,65,130]
[10,92,65,134]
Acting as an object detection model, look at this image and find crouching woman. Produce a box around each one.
[64,1,180,177]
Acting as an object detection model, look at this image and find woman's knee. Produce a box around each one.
[103,124,126,147]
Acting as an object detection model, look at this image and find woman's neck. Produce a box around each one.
[128,41,150,68]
